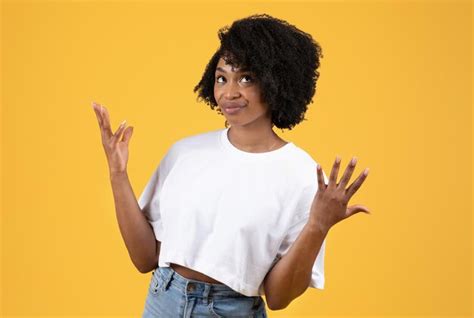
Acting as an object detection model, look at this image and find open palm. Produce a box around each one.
[310,156,371,234]
[92,102,133,174]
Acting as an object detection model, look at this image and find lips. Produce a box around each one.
[222,104,246,115]
[222,101,246,109]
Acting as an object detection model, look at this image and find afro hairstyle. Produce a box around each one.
[193,13,323,130]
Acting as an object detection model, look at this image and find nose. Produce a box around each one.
[223,81,241,99]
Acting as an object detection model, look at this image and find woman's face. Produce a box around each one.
[214,57,271,127]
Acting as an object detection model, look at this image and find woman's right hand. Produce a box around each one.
[92,101,134,175]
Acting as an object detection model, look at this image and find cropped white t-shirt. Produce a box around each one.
[137,127,328,297]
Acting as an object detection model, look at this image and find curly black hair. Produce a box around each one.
[193,13,323,131]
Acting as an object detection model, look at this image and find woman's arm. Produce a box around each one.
[91,102,160,273]
[110,171,160,273]
[263,219,326,310]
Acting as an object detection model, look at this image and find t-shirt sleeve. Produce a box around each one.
[137,143,178,242]
[274,165,329,290]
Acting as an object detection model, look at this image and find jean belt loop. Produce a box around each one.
[162,267,174,291]
[202,284,211,305]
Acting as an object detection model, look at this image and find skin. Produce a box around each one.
[214,57,288,152]
[92,102,223,282]
[312,156,371,234]
[92,102,158,274]
[171,58,293,283]
[264,156,371,310]
[92,57,372,304]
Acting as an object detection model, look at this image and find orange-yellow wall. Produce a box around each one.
[1,0,472,317]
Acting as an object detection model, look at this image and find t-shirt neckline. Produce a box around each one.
[219,127,295,159]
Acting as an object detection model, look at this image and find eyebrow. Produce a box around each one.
[215,66,251,73]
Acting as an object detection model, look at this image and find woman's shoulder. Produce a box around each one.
[172,128,222,149]
[286,142,320,166]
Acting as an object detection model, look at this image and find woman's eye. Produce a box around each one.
[215,75,253,84]
[241,75,252,83]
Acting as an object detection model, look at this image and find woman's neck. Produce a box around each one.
[227,126,286,153]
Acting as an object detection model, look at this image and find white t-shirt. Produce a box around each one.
[138,127,328,297]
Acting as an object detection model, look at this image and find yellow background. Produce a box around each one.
[1,0,472,317]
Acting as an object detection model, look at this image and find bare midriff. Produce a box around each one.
[170,263,225,284]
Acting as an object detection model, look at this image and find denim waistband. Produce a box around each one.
[154,265,257,299]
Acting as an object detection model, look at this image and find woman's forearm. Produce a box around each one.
[109,171,159,273]
[263,219,327,310]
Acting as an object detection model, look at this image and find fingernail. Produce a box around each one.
[351,157,358,165]
[364,168,370,175]
[336,155,341,163]
[120,120,127,127]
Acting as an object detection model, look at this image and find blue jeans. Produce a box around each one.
[142,265,268,317]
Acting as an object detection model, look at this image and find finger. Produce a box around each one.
[345,168,369,199]
[112,120,127,144]
[346,205,371,218]
[100,104,113,139]
[352,205,371,213]
[338,156,357,190]
[92,102,109,142]
[328,155,341,188]
[316,164,326,191]
[92,102,102,129]
[122,126,134,144]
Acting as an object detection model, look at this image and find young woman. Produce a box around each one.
[92,13,370,317]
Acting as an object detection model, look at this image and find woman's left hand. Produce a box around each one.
[309,155,371,235]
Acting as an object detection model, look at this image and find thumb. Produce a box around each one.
[122,126,134,144]
[346,205,371,218]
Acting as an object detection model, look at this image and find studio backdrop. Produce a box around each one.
[1,0,472,317]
